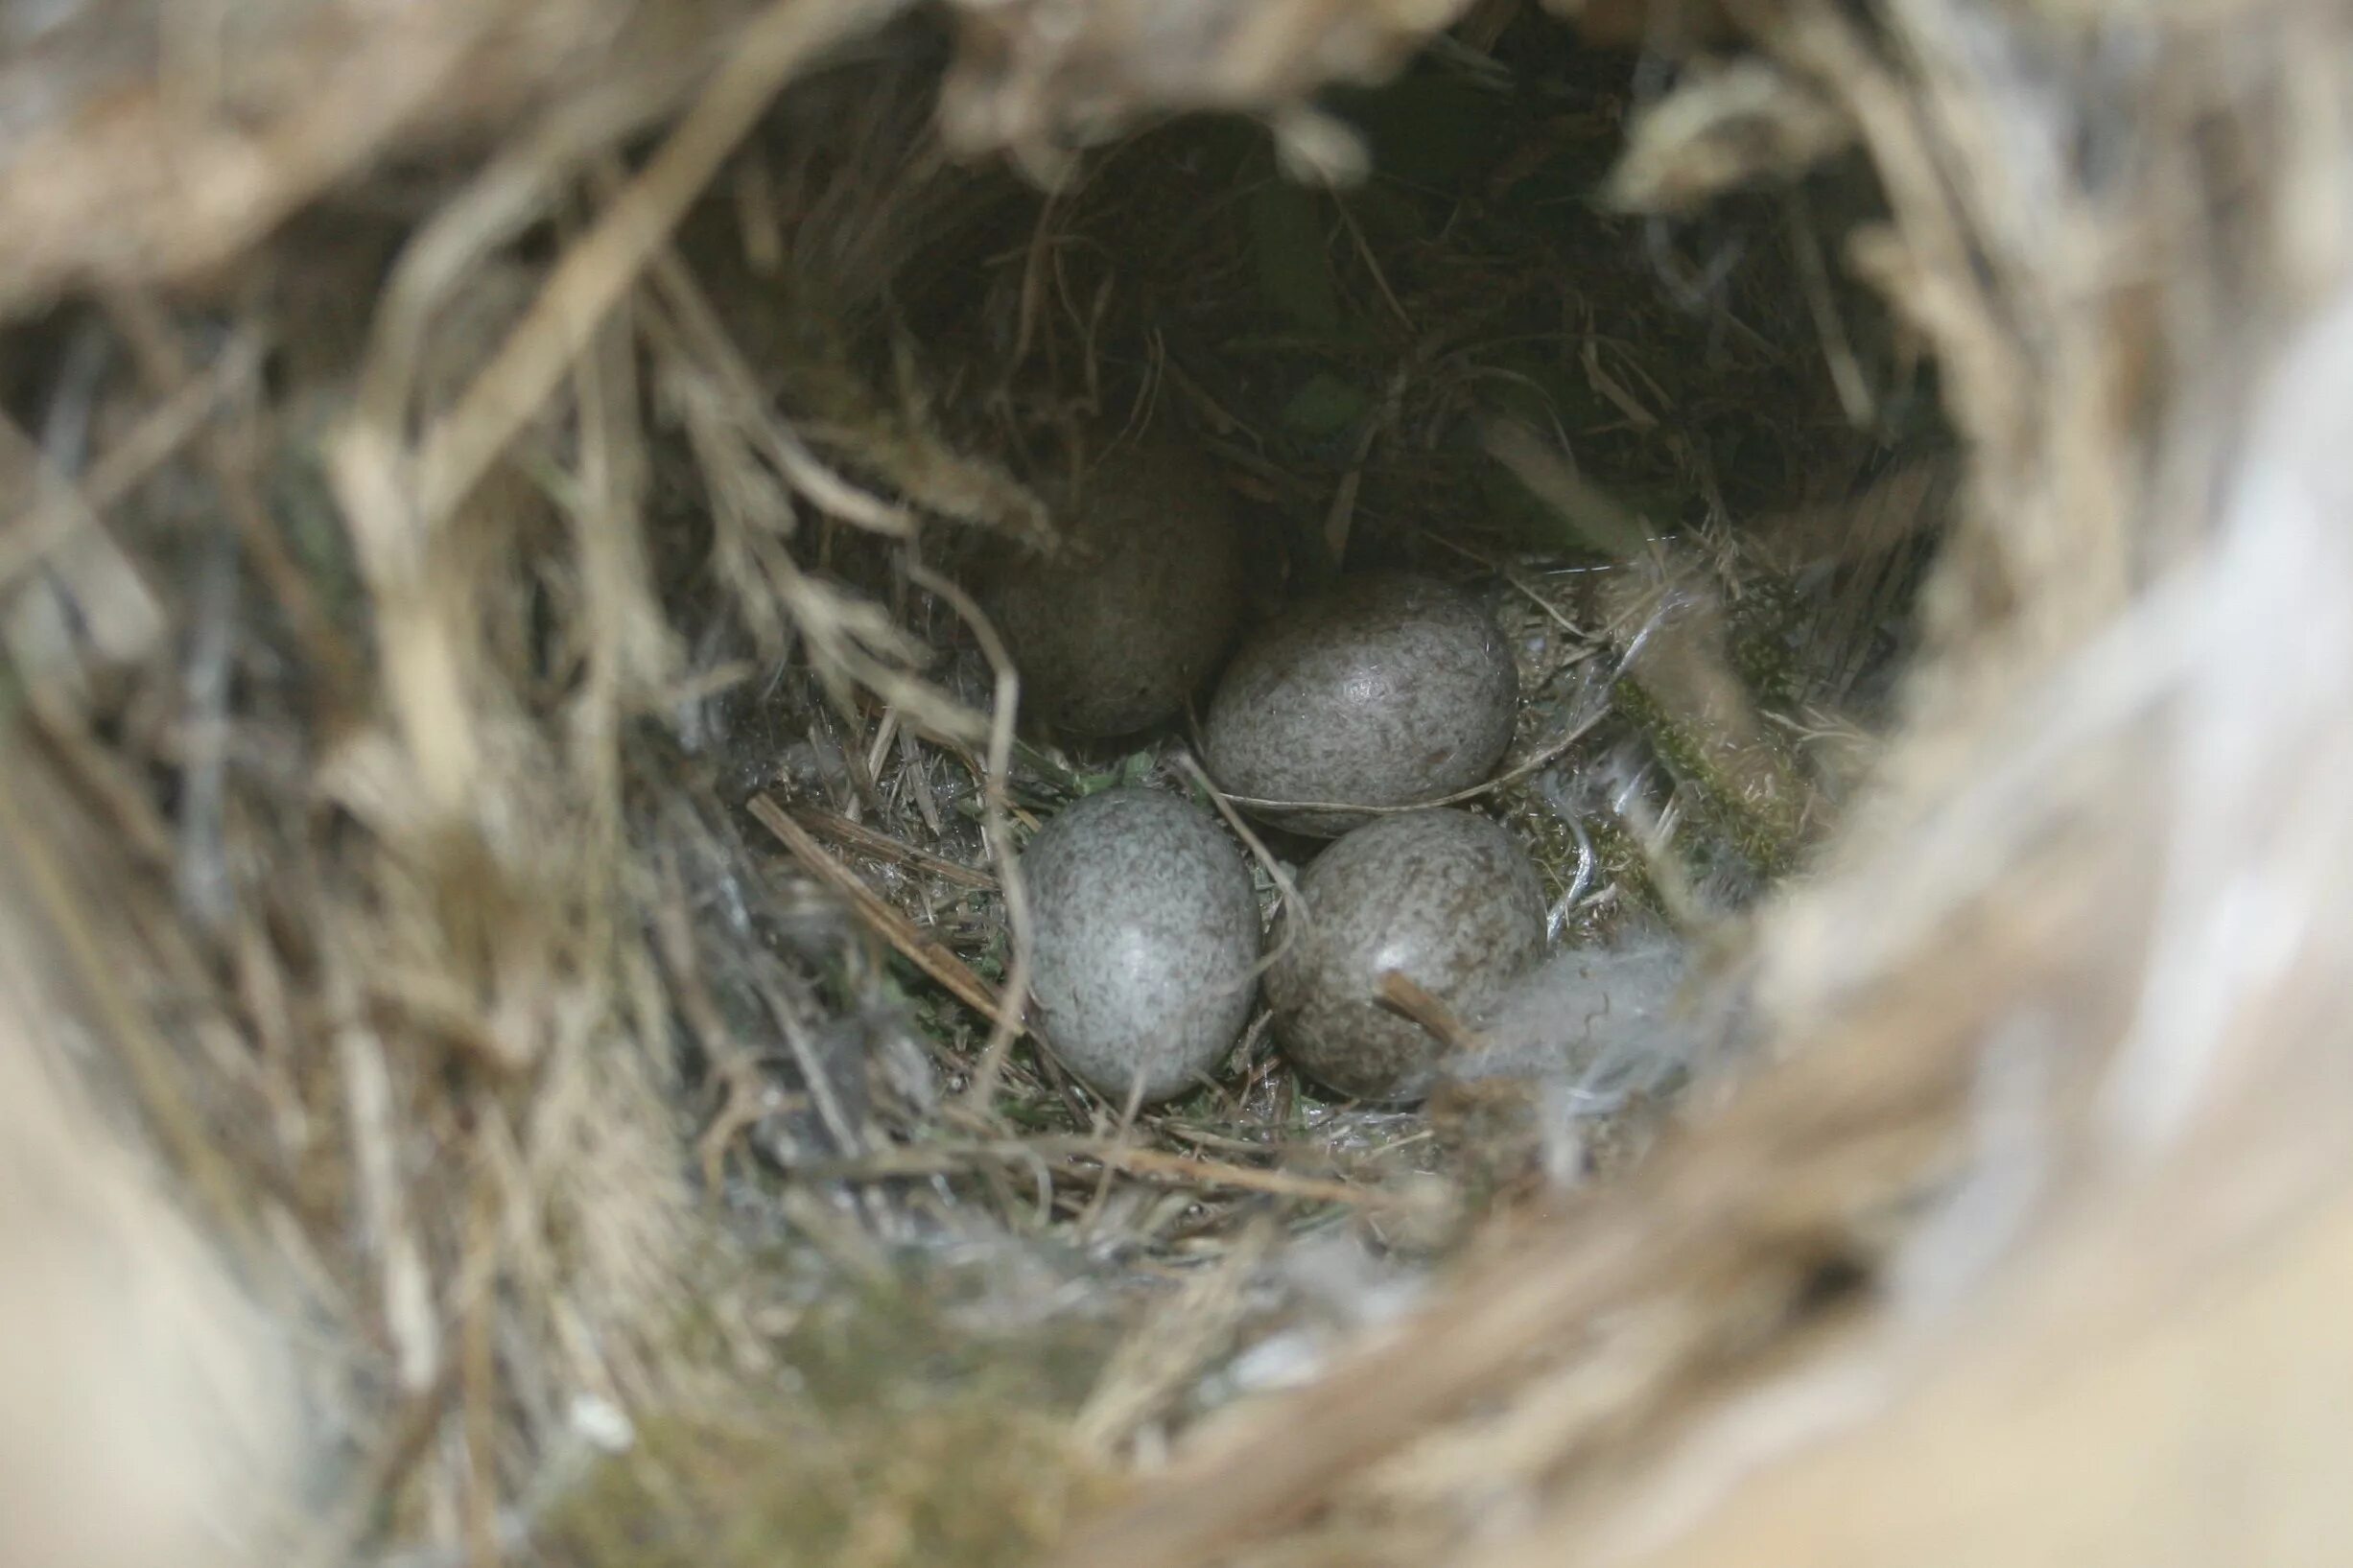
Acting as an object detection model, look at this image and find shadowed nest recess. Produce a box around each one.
[6,3,2353,1568]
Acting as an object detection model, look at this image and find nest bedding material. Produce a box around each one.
[5,1,2353,1567]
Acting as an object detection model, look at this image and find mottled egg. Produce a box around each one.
[1267,807,1545,1102]
[1022,786,1262,1103]
[1205,573,1518,835]
[981,434,1245,737]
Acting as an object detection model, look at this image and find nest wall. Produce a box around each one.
[3,2,2351,1567]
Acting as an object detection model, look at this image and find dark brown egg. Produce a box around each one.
[1205,573,1518,835]
[981,435,1244,737]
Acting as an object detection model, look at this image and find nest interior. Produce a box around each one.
[6,3,2353,1568]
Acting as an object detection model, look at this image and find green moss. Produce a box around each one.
[1724,571,1810,711]
[1498,787,1665,931]
[1610,677,1806,884]
[543,1279,1120,1568]
[543,1402,1104,1568]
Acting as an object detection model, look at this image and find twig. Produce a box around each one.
[906,562,1032,1114]
[1338,206,1415,333]
[1078,1075,1153,1237]
[1375,971,1489,1056]
[1160,1121,1283,1157]
[897,721,947,836]
[804,1136,1425,1212]
[294,1379,453,1568]
[1213,708,1607,820]
[631,207,916,537]
[1174,752,1304,979]
[863,707,900,788]
[459,1173,504,1568]
[412,0,908,526]
[645,846,776,1192]
[1075,1224,1276,1455]
[747,793,1011,1026]
[330,962,440,1395]
[0,331,261,588]
[788,804,997,889]
[0,761,255,1253]
[104,289,360,712]
[1481,415,1658,563]
[1788,184,1876,427]
[174,533,238,931]
[1412,526,1604,646]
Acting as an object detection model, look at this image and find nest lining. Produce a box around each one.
[9,2,2345,1567]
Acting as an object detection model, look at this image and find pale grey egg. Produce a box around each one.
[1022,786,1261,1103]
[1267,807,1544,1102]
[1205,573,1518,835]
[981,434,1245,737]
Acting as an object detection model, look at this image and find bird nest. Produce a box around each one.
[5,3,2351,1567]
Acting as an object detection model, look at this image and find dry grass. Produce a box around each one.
[5,0,2351,1565]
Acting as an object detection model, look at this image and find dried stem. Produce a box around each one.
[907,562,1034,1115]
[748,792,1012,1027]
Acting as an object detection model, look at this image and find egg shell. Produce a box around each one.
[1267,807,1546,1102]
[981,435,1245,737]
[1205,573,1518,835]
[1022,786,1262,1103]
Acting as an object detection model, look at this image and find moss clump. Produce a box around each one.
[544,1402,1104,1568]
[543,1279,1119,1568]
[1498,788,1665,935]
[1610,674,1808,884]
[1724,570,1812,711]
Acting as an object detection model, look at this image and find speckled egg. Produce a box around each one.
[1267,807,1545,1102]
[1022,786,1262,1103]
[1205,573,1518,835]
[981,434,1245,737]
